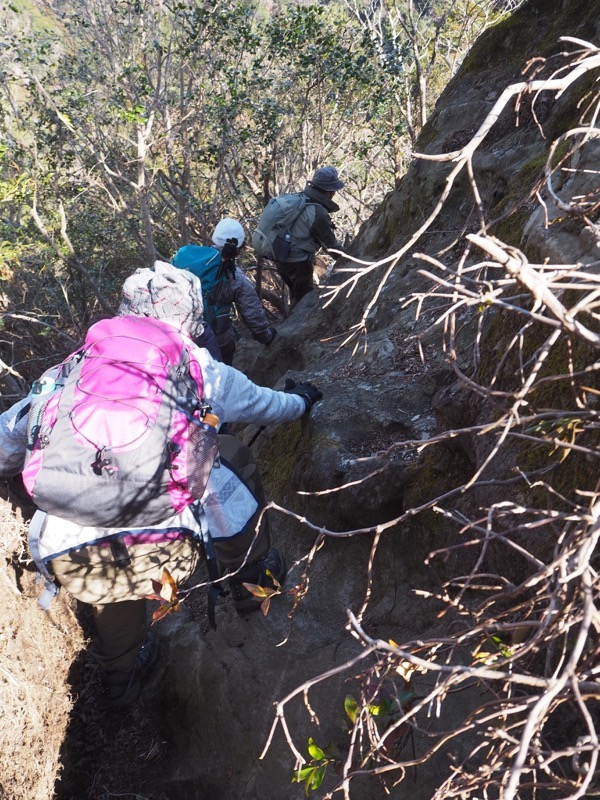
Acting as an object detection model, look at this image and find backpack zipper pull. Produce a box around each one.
[92,447,117,476]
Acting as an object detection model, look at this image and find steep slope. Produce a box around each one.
[1,1,599,799]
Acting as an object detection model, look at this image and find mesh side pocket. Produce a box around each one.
[187,423,219,499]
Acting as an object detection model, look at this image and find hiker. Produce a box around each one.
[253,166,345,305]
[172,218,276,366]
[0,261,322,706]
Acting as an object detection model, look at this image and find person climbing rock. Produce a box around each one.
[252,165,345,305]
[0,261,322,706]
[173,218,277,365]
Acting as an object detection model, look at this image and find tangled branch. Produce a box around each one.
[264,37,600,799]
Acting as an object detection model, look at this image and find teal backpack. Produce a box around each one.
[172,245,229,325]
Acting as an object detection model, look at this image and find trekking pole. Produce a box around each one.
[247,425,266,448]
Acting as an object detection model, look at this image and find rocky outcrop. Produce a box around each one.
[154,1,600,797]
[147,4,600,799]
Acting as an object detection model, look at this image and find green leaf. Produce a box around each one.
[307,737,325,760]
[304,766,318,796]
[242,581,270,598]
[310,764,326,790]
[292,766,315,783]
[323,742,340,758]
[344,695,358,723]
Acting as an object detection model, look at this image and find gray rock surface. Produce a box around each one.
[147,1,600,797]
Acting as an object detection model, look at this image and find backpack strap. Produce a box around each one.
[16,402,31,423]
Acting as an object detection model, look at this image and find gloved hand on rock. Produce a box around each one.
[283,378,323,411]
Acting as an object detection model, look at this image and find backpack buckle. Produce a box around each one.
[92,447,117,476]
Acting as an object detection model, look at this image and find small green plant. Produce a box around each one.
[291,738,340,796]
[473,632,522,666]
[291,682,417,794]
[345,685,415,758]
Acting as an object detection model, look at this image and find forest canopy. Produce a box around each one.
[0,0,520,388]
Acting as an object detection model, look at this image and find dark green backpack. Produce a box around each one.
[251,193,308,261]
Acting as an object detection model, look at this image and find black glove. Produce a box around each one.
[283,378,323,411]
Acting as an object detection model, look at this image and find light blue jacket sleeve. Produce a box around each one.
[197,349,306,426]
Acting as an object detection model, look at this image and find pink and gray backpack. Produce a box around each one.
[22,315,218,528]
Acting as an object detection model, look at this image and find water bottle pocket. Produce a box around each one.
[187,422,220,499]
[272,232,292,262]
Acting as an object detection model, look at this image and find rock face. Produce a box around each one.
[71,1,600,797]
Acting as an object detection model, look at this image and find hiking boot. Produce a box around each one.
[228,547,287,613]
[101,633,160,707]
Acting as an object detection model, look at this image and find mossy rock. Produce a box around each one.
[492,207,533,246]
[258,419,306,510]
[459,0,599,86]
[469,299,600,514]
[401,445,474,569]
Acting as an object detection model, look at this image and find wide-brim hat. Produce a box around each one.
[309,166,345,192]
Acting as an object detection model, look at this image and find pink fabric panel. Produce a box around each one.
[71,317,184,451]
